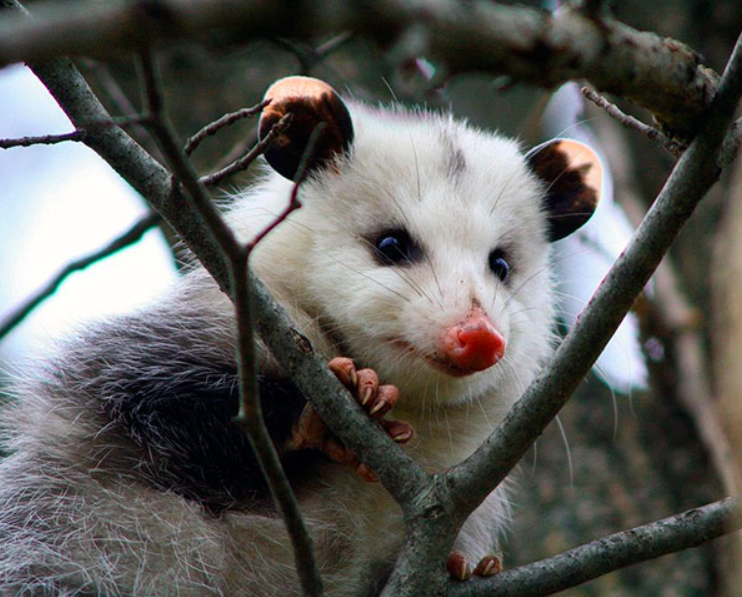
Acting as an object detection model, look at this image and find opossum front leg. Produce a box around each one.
[446,490,507,580]
[284,357,414,482]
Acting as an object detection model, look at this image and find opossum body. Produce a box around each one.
[0,77,601,596]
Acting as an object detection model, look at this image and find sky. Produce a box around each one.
[0,65,177,365]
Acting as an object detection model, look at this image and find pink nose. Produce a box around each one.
[442,311,506,374]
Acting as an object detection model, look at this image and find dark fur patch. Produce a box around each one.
[441,130,466,183]
[103,368,309,511]
[59,311,318,513]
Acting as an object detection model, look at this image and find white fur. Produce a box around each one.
[0,101,559,596]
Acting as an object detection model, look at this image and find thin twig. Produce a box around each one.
[232,112,326,597]
[137,48,324,597]
[212,133,257,175]
[0,211,161,341]
[449,496,742,597]
[230,253,325,597]
[582,87,685,157]
[199,115,290,188]
[274,31,354,74]
[184,100,269,155]
[137,51,240,259]
[244,123,323,254]
[0,115,147,149]
[315,31,354,57]
[79,58,141,117]
[211,130,257,172]
[0,131,84,148]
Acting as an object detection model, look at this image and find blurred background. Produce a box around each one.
[1,0,741,595]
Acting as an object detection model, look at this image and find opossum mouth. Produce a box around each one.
[390,339,478,378]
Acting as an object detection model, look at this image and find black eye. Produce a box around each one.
[489,249,511,282]
[373,229,421,266]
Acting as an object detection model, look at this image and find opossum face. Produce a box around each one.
[248,77,601,408]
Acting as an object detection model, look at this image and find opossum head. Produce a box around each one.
[236,77,601,409]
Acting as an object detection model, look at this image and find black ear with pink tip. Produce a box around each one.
[259,76,354,181]
[526,139,602,242]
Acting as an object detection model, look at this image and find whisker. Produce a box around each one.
[424,253,445,307]
[554,414,574,487]
[549,117,598,141]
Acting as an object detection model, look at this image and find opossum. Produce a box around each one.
[0,76,601,596]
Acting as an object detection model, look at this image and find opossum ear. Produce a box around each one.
[526,139,602,242]
[259,76,354,181]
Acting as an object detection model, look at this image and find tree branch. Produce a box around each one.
[581,87,685,157]
[0,211,161,341]
[0,0,720,137]
[0,131,84,148]
[0,115,148,149]
[199,116,289,188]
[184,100,268,155]
[273,31,354,74]
[136,48,324,597]
[449,497,742,597]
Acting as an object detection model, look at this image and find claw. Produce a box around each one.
[369,399,387,416]
[473,554,502,577]
[447,552,471,581]
[361,386,373,406]
[356,368,379,408]
[382,420,414,444]
[328,357,357,388]
[370,385,398,417]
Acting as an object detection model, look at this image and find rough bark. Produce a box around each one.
[0,0,722,138]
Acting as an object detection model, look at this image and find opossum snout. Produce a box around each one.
[442,310,506,375]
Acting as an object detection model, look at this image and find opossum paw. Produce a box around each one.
[285,403,336,454]
[284,359,414,482]
[447,552,502,581]
[328,357,398,418]
[328,357,414,443]
[285,403,384,483]
[473,554,503,577]
[323,357,414,482]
